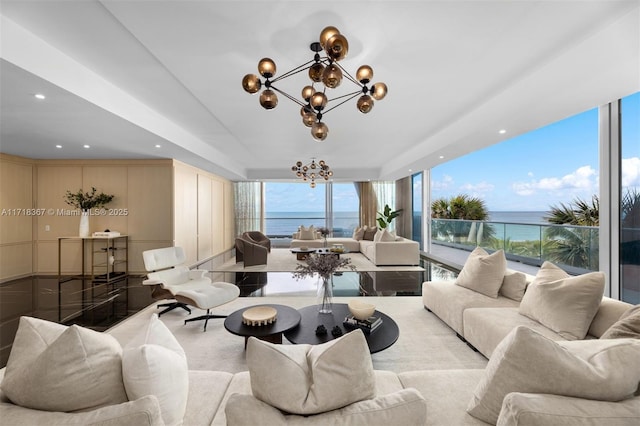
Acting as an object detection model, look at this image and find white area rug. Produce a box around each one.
[212,248,425,273]
[108,296,487,374]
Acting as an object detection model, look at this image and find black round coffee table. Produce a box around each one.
[284,303,399,353]
[224,304,301,349]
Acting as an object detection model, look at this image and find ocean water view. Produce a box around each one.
[265,211,549,240]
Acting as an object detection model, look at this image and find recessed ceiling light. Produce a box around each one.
[34,93,46,100]
[408,169,412,172]
[83,144,90,149]
[499,129,507,134]
[155,144,161,148]
[55,145,62,149]
[439,155,444,159]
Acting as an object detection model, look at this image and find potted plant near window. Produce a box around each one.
[64,187,114,237]
[376,204,403,229]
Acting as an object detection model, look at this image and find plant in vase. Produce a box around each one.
[64,187,114,237]
[317,227,330,247]
[376,204,403,229]
[292,253,356,313]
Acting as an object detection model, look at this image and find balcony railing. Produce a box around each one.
[431,218,599,274]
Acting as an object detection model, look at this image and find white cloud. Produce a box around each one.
[431,174,454,191]
[511,165,597,196]
[622,157,640,187]
[527,172,534,177]
[460,181,495,193]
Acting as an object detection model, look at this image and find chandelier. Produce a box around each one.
[291,158,332,188]
[242,26,388,141]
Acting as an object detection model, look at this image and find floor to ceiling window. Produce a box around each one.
[620,92,640,304]
[332,183,359,237]
[264,182,326,237]
[412,172,423,249]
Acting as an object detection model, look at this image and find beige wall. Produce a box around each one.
[173,161,235,267]
[0,155,235,281]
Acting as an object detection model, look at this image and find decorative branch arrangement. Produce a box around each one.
[64,187,114,211]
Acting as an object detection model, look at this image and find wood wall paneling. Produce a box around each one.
[197,174,213,260]
[173,164,198,265]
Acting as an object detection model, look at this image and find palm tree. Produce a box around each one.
[430,194,492,243]
[543,195,599,269]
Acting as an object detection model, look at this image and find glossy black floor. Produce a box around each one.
[0,257,457,368]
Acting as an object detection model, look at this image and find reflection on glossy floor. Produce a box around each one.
[0,257,457,368]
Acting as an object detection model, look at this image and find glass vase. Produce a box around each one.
[317,275,333,314]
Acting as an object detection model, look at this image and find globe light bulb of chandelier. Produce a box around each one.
[308,63,325,83]
[311,122,329,141]
[296,161,302,167]
[324,175,330,181]
[322,64,343,89]
[357,94,374,113]
[310,92,328,111]
[310,182,316,188]
[310,173,316,179]
[319,160,325,166]
[325,33,349,61]
[242,74,262,94]
[328,170,334,177]
[259,89,278,109]
[302,110,316,127]
[291,166,297,172]
[356,65,373,84]
[257,58,276,78]
[371,82,388,100]
[301,86,314,101]
[319,26,340,49]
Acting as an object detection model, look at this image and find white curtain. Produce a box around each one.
[373,181,396,230]
[234,181,262,236]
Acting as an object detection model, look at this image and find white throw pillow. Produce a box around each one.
[1,317,127,412]
[519,261,605,340]
[122,314,189,426]
[380,229,396,242]
[298,225,316,240]
[246,330,375,415]
[455,247,507,298]
[499,270,528,301]
[467,326,640,425]
[352,227,365,241]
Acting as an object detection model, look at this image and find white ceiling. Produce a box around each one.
[1,0,638,182]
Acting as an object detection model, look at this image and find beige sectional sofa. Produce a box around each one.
[422,269,633,358]
[290,230,420,266]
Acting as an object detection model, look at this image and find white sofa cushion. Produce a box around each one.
[467,326,640,425]
[498,270,527,302]
[298,225,317,240]
[122,314,189,426]
[1,317,127,412]
[519,261,605,340]
[455,247,506,298]
[352,226,365,240]
[600,304,640,339]
[225,388,426,425]
[246,330,375,415]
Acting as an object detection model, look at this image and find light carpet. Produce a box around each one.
[108,296,487,374]
[212,248,425,273]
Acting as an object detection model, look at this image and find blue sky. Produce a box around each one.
[266,92,639,212]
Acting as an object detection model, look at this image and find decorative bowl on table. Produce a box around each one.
[348,300,376,321]
[300,246,308,251]
[330,244,345,253]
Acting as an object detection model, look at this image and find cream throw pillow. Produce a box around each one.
[352,226,365,240]
[600,304,640,339]
[519,261,605,340]
[499,270,528,301]
[298,225,316,240]
[122,314,189,426]
[467,326,640,425]
[455,247,507,298]
[246,330,375,415]
[1,316,127,412]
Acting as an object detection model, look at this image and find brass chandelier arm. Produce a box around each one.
[334,61,362,87]
[271,58,318,84]
[269,85,307,107]
[322,91,363,115]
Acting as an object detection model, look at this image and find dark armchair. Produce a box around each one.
[242,231,271,252]
[235,235,269,267]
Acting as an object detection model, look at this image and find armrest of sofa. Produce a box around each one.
[0,396,165,426]
[371,240,420,266]
[497,392,640,426]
